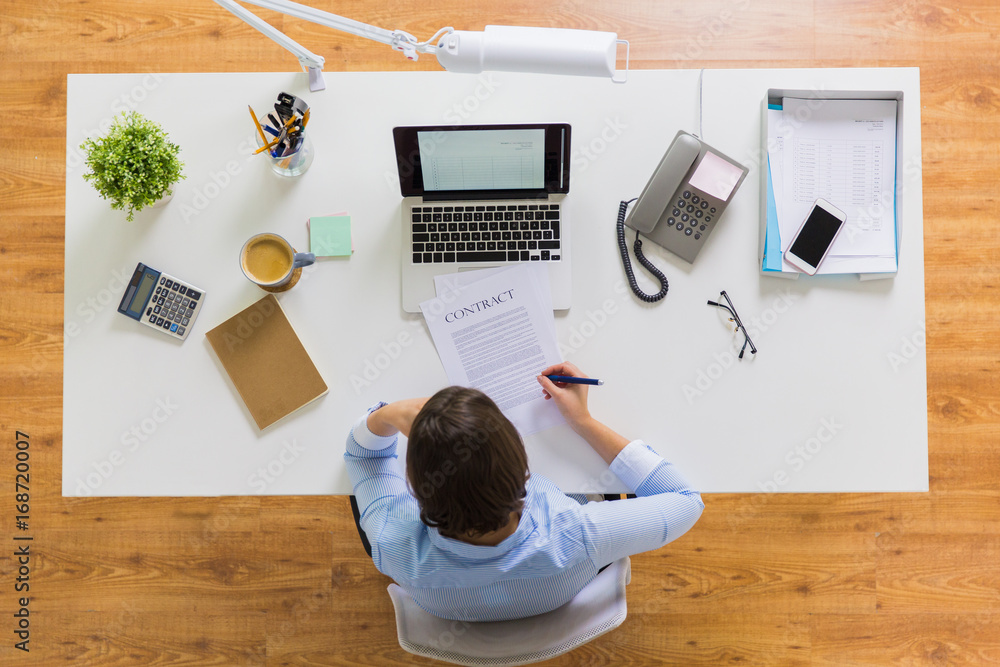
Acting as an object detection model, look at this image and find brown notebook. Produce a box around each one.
[206,294,328,430]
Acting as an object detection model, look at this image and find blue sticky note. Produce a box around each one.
[310,216,352,256]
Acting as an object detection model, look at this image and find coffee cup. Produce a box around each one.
[240,233,315,289]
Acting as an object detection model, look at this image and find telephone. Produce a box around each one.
[617,130,749,302]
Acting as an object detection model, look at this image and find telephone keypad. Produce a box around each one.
[668,190,722,243]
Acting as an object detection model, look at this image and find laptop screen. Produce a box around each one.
[417,129,546,191]
[394,124,571,200]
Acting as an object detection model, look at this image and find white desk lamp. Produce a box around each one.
[212,0,629,92]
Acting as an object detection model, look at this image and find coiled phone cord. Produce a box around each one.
[616,199,669,303]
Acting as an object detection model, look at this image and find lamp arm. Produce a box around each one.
[213,0,325,69]
[217,0,450,60]
[211,0,629,87]
[235,0,397,45]
[213,0,331,90]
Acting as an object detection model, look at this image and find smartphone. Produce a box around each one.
[784,198,848,275]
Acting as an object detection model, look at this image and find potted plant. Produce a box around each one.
[80,111,185,221]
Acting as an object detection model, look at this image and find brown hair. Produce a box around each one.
[406,387,529,538]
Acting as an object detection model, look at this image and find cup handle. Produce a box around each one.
[293,252,315,269]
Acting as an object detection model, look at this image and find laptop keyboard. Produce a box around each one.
[411,203,560,264]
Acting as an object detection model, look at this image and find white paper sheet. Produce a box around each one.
[421,264,564,435]
[434,264,557,340]
[780,97,897,259]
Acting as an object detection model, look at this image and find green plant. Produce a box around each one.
[80,112,185,221]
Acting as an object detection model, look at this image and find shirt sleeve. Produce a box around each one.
[582,439,704,568]
[344,403,410,569]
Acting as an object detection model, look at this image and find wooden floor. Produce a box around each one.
[2,0,998,664]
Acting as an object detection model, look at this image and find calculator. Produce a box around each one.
[117,262,206,341]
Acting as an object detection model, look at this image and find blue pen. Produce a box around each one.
[544,375,604,386]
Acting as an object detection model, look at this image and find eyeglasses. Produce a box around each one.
[707,290,757,359]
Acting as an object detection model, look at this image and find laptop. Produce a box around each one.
[394,124,572,312]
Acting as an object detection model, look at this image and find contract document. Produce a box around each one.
[421,264,564,436]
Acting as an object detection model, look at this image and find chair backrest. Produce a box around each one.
[386,557,631,666]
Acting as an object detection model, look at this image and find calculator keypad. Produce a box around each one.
[142,272,204,341]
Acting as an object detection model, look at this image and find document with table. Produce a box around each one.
[765,97,899,274]
[421,264,564,436]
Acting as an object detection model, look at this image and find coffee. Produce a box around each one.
[242,235,293,284]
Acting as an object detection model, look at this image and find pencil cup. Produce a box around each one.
[255,121,314,178]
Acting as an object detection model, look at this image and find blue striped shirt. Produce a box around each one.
[345,406,704,621]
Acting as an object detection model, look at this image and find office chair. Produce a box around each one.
[386,557,631,666]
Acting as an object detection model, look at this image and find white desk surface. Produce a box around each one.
[63,68,927,496]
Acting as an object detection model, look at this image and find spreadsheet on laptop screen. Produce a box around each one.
[417,129,546,191]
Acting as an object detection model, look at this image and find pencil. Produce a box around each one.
[249,106,268,145]
[253,136,281,155]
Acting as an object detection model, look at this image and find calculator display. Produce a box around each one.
[130,273,156,314]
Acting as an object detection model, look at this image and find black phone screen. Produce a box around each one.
[789,206,845,267]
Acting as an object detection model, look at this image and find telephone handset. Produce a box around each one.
[617,130,749,302]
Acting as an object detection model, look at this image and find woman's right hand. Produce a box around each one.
[537,362,593,430]
[538,362,631,464]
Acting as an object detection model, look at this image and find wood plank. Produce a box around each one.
[628,531,875,614]
[264,611,813,666]
[810,613,1000,666]
[701,491,1000,535]
[613,613,811,666]
[24,530,328,613]
[816,1,1000,62]
[28,612,267,666]
[35,496,263,533]
[876,534,1000,613]
[257,495,347,533]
